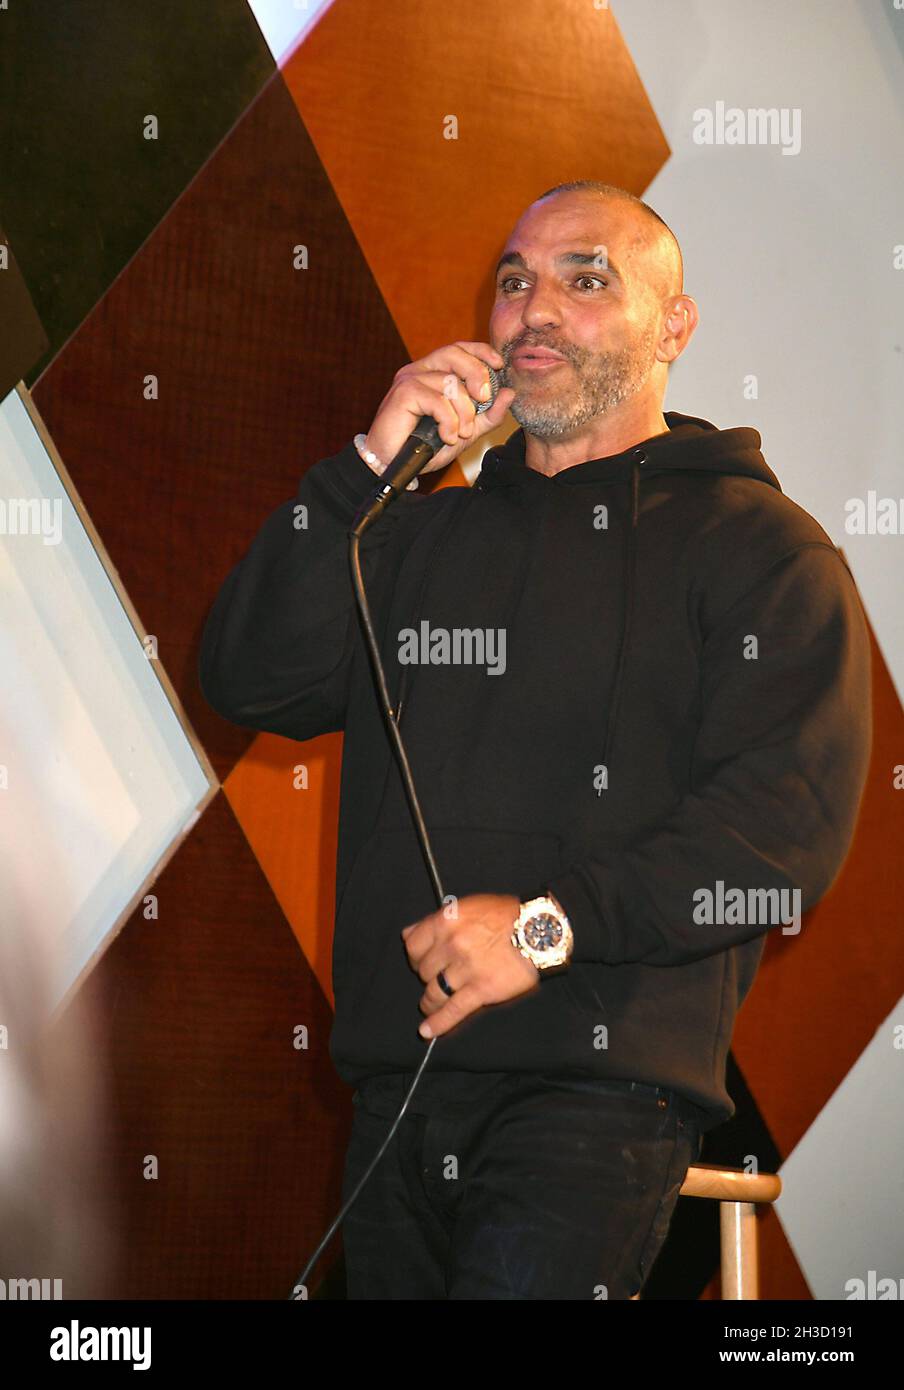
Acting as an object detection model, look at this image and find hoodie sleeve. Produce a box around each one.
[542,542,872,967]
[197,438,421,739]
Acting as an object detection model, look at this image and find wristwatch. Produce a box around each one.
[511,891,574,975]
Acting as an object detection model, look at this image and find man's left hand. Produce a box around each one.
[400,893,539,1039]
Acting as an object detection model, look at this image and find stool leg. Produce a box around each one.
[721,1200,758,1299]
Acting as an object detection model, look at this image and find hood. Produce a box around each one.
[472,410,780,780]
[476,411,780,492]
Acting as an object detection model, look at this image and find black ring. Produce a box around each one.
[437,970,455,997]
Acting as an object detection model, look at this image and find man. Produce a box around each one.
[198,181,871,1299]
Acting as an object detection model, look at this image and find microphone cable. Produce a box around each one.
[287,371,501,1299]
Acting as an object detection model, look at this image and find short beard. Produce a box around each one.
[503,326,658,440]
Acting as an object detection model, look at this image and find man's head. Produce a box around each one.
[489,181,698,440]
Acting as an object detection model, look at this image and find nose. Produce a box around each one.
[519,283,562,334]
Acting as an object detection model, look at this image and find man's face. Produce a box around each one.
[489,193,665,439]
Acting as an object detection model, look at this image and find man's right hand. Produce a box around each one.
[362,341,516,477]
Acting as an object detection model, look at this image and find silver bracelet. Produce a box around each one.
[354,434,418,489]
[354,433,382,471]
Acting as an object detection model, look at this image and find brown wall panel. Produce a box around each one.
[733,617,904,1157]
[75,792,346,1298]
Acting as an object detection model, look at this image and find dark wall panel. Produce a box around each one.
[75,792,347,1299]
[0,0,274,385]
[31,72,409,784]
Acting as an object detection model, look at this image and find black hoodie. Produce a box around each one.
[198,412,871,1131]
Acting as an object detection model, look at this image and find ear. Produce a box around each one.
[660,294,699,364]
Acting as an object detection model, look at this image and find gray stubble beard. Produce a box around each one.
[503,323,659,440]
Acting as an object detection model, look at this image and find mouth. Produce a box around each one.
[511,348,568,372]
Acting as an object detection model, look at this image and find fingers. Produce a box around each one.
[417,982,483,1039]
[413,342,506,415]
[390,374,475,448]
[449,340,506,369]
[420,368,514,453]
[423,371,482,441]
[397,367,510,454]
[366,342,511,476]
[420,968,459,1012]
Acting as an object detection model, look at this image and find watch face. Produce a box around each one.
[524,911,563,953]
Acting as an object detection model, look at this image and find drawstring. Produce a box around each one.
[602,454,643,774]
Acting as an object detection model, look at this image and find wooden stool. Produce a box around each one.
[630,1162,782,1300]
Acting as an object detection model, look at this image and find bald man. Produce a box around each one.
[199,182,871,1299]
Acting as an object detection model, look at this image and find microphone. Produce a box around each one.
[351,366,503,535]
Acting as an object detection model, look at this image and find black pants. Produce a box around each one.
[340,1072,704,1299]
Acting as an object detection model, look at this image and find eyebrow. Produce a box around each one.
[494,249,625,284]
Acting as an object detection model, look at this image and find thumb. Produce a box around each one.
[481,386,516,428]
